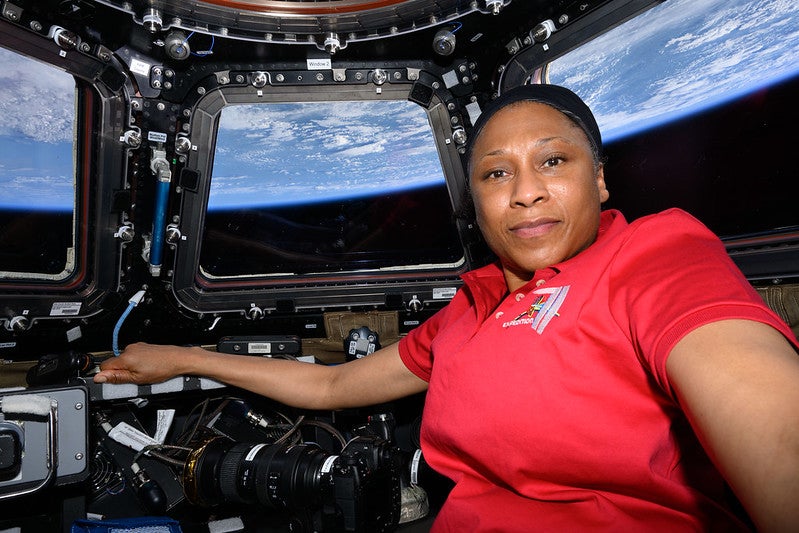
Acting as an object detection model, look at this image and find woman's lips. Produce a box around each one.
[510,218,559,238]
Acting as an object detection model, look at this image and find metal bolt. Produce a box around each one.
[175,136,191,154]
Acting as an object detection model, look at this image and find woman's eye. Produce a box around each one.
[484,169,507,179]
[543,156,564,167]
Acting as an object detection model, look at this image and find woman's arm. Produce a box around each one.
[667,319,799,532]
[94,341,428,410]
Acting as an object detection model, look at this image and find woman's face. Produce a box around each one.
[469,101,609,292]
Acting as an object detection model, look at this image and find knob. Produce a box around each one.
[8,316,29,333]
[407,295,423,313]
[246,306,264,320]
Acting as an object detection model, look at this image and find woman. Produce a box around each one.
[95,84,799,531]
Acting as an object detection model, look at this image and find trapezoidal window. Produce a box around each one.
[0,46,77,281]
[198,99,464,280]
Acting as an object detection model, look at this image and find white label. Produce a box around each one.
[305,323,318,329]
[410,449,422,485]
[321,455,339,473]
[307,58,332,70]
[154,409,175,444]
[207,517,245,533]
[108,421,159,452]
[433,287,458,300]
[0,342,17,349]
[148,131,168,143]
[248,342,272,354]
[66,326,82,343]
[465,101,482,125]
[442,70,459,88]
[245,443,267,462]
[50,302,82,316]
[129,58,151,77]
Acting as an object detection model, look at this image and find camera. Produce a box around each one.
[182,433,402,532]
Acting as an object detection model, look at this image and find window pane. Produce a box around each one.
[0,47,76,279]
[547,0,799,143]
[201,100,464,277]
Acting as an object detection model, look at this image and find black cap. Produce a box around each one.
[466,84,602,164]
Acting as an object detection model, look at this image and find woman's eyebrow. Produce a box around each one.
[476,136,575,160]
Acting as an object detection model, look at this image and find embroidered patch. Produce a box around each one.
[502,285,570,334]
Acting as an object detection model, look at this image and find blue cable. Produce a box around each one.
[112,290,146,356]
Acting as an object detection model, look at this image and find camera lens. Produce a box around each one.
[252,442,331,510]
[183,435,401,531]
[184,437,333,510]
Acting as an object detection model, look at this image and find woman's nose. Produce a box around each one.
[510,170,548,207]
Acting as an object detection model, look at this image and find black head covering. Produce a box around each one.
[466,84,602,165]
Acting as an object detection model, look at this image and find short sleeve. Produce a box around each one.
[397,303,446,382]
[397,284,479,382]
[608,209,796,397]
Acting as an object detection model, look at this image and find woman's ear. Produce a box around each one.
[596,165,609,203]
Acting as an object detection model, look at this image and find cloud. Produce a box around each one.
[549,0,799,140]
[0,48,74,143]
[0,173,73,209]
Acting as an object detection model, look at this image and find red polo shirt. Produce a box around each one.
[399,208,797,531]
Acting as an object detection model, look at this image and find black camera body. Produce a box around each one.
[185,433,402,532]
[330,434,402,532]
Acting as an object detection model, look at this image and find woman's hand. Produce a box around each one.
[94,342,199,385]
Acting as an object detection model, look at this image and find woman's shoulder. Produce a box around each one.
[622,208,718,244]
[631,207,706,228]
